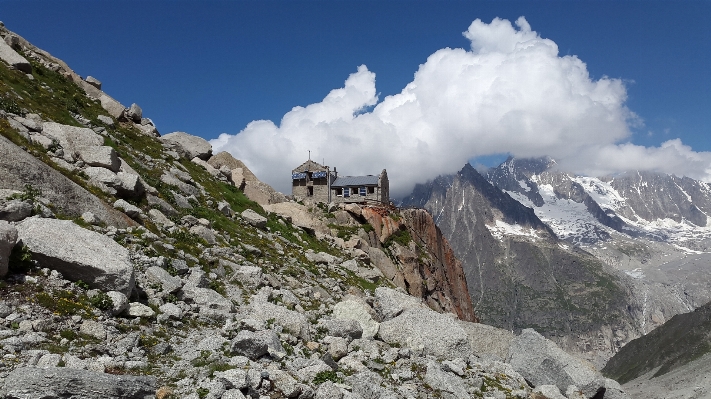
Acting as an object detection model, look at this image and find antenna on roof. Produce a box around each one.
[308,150,311,160]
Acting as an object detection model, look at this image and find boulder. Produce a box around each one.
[230,330,283,360]
[533,385,567,399]
[217,200,233,216]
[148,209,174,228]
[114,199,142,219]
[232,265,263,286]
[0,221,18,277]
[189,225,217,245]
[134,122,159,137]
[241,209,267,229]
[4,34,21,49]
[97,114,114,126]
[147,195,177,217]
[507,329,606,398]
[213,369,250,390]
[15,218,135,295]
[344,203,363,217]
[158,302,183,320]
[191,157,222,178]
[79,320,107,340]
[424,362,469,399]
[30,133,55,150]
[85,168,143,198]
[160,172,200,197]
[126,103,142,123]
[125,302,155,318]
[321,318,363,341]
[230,168,246,188]
[179,286,234,316]
[0,199,33,222]
[116,172,144,198]
[289,358,332,383]
[145,266,182,294]
[457,320,515,361]
[243,180,287,206]
[270,369,303,398]
[263,202,330,236]
[84,166,122,194]
[332,298,379,340]
[98,92,126,119]
[41,122,103,154]
[378,308,471,359]
[248,300,310,340]
[13,116,42,132]
[76,145,120,172]
[85,76,102,90]
[106,291,129,316]
[374,287,428,321]
[305,251,337,265]
[0,367,157,399]
[315,381,343,399]
[0,37,31,73]
[81,211,99,225]
[207,151,259,182]
[159,132,212,160]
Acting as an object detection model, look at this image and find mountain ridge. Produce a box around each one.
[402,163,641,367]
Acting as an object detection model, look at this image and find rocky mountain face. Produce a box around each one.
[361,206,477,322]
[0,22,634,399]
[402,164,642,367]
[484,157,711,337]
[601,300,711,398]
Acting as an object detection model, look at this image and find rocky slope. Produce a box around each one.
[402,164,642,367]
[601,300,711,398]
[0,22,632,399]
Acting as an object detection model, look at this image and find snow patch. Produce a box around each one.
[507,186,610,244]
[625,268,645,279]
[672,244,703,254]
[486,220,540,240]
[518,179,531,192]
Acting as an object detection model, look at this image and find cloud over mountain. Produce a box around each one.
[212,16,711,198]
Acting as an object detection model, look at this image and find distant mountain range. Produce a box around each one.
[402,157,711,367]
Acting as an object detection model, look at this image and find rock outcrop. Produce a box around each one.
[0,367,157,399]
[16,218,135,295]
[0,221,17,277]
[207,151,259,183]
[0,135,135,228]
[160,131,212,160]
[399,208,477,322]
[0,36,31,74]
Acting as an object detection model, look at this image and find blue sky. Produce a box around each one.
[2,1,710,195]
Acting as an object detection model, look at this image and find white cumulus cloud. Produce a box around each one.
[212,16,711,198]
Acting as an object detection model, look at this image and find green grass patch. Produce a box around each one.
[34,290,94,317]
[383,228,412,248]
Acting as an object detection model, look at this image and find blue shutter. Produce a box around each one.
[344,187,350,197]
[360,187,366,196]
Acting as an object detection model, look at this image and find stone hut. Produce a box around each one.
[331,170,389,204]
[291,160,389,204]
[291,160,331,203]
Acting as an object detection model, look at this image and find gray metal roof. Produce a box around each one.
[331,175,379,187]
